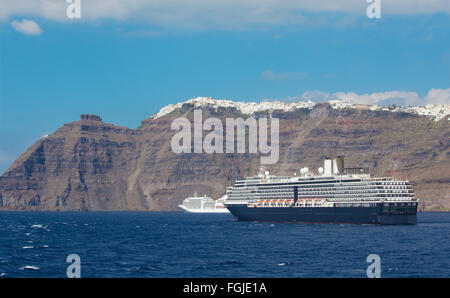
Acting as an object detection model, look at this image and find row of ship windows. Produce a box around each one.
[254,188,412,194]
[254,191,414,196]
[230,192,412,198]
[333,202,416,207]
[233,187,411,193]
[230,190,413,197]
[238,185,411,191]
[230,191,413,196]
[384,202,417,206]
[258,184,411,190]
[232,197,416,203]
[241,198,416,204]
[299,190,413,195]
[253,194,414,198]
[334,203,378,207]
[229,196,415,202]
[230,188,414,193]
[237,180,409,188]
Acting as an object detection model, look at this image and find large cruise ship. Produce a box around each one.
[179,194,230,213]
[224,157,418,224]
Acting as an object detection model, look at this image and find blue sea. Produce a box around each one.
[0,211,449,278]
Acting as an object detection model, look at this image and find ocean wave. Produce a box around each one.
[222,259,241,265]
[19,265,40,271]
[277,262,293,266]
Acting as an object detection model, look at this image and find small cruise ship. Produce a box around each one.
[224,157,418,224]
[178,194,230,213]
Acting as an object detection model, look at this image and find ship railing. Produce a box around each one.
[364,177,397,181]
[292,183,411,191]
[255,181,397,189]
[292,193,415,199]
[326,197,416,202]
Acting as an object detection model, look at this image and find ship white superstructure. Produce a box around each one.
[225,157,417,209]
[179,195,230,213]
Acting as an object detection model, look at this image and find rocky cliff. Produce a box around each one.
[0,100,449,211]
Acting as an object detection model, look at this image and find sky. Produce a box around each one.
[0,0,449,173]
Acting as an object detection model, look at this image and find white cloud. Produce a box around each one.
[10,19,43,35]
[424,88,450,105]
[267,89,450,106]
[264,90,336,102]
[333,90,422,106]
[262,70,308,80]
[0,0,448,29]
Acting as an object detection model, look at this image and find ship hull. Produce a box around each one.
[178,205,230,213]
[226,204,417,225]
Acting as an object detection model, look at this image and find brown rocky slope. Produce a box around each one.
[0,103,449,211]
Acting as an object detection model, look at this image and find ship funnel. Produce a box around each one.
[324,156,344,175]
[333,156,344,174]
[324,158,332,175]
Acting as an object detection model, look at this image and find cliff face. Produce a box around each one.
[0,105,449,211]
